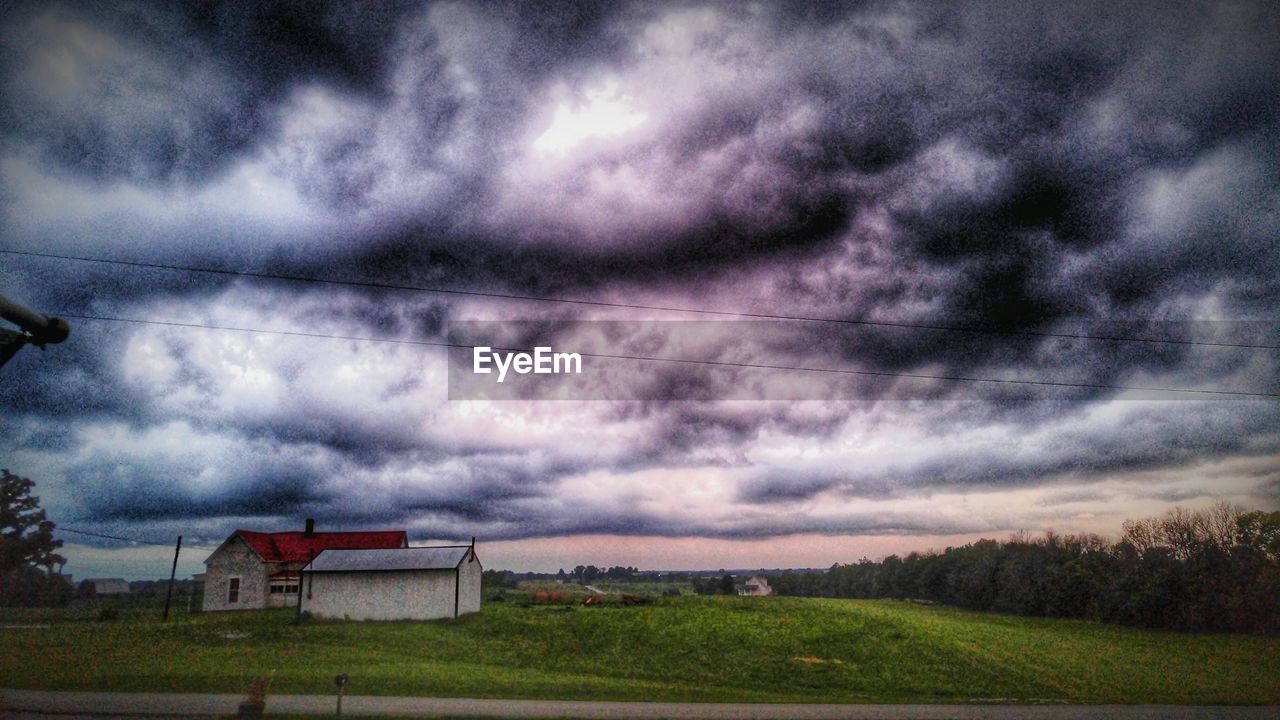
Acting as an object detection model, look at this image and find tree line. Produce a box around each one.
[561,565,640,582]
[765,503,1280,635]
[691,574,736,595]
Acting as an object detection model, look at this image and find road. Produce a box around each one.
[2,690,1277,719]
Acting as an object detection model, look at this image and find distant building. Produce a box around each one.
[202,519,407,612]
[81,578,130,596]
[740,575,773,596]
[300,542,482,621]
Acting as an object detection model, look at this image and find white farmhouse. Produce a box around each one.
[740,575,773,596]
[299,542,482,621]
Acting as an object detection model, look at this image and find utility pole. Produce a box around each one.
[0,293,70,367]
[162,535,182,621]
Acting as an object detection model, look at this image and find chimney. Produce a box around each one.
[304,518,315,536]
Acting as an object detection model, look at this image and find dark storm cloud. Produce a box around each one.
[71,460,324,522]
[54,429,333,522]
[390,458,579,523]
[2,0,1279,548]
[9,0,1278,315]
[1036,488,1113,506]
[602,403,849,472]
[0,313,144,426]
[738,401,1280,504]
[0,0,423,184]
[53,430,573,527]
[453,505,999,543]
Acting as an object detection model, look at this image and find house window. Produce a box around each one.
[228,577,240,603]
[269,579,299,594]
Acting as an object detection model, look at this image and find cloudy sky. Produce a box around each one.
[1,0,1277,579]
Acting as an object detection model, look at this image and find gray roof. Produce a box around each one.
[85,578,131,593]
[303,546,473,573]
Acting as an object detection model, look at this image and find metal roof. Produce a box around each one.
[303,546,473,573]
[84,578,131,594]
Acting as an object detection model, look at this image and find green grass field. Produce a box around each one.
[2,596,1277,704]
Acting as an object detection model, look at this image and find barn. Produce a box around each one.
[202,519,407,612]
[81,578,130,596]
[299,542,482,621]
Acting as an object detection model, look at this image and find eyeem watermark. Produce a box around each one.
[448,320,1274,401]
[473,346,582,383]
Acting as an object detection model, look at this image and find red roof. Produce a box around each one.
[234,530,407,563]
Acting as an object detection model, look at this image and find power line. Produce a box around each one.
[57,527,170,543]
[6,249,1274,350]
[59,312,1280,398]
[58,526,219,551]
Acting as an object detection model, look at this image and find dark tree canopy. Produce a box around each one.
[766,503,1280,636]
[1,469,65,574]
[1237,511,1280,561]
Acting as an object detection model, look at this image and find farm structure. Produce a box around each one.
[80,578,130,596]
[740,575,774,596]
[202,519,407,612]
[300,542,482,621]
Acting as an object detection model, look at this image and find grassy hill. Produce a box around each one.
[2,596,1277,704]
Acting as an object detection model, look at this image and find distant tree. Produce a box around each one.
[556,568,567,580]
[719,574,735,595]
[605,565,635,580]
[1238,511,1280,560]
[1,565,72,606]
[1,470,64,575]
[691,576,718,595]
[481,569,517,590]
[0,470,69,607]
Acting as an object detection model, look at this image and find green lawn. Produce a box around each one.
[0,593,202,623]
[2,596,1277,704]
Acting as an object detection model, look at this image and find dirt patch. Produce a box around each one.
[792,656,845,665]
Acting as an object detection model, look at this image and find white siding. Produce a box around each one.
[203,536,267,611]
[301,569,465,621]
[741,575,773,596]
[457,551,482,615]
